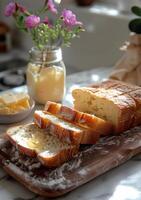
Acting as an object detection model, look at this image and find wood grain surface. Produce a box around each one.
[1,126,141,197]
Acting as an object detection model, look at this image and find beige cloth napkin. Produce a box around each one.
[109,33,141,86]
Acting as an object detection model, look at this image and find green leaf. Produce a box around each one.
[131,6,141,17]
[15,15,28,32]
[19,15,24,23]
[129,18,141,34]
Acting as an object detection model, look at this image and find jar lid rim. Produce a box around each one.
[30,46,61,53]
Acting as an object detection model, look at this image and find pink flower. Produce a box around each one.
[43,17,52,27]
[61,9,82,27]
[25,15,40,29]
[4,2,16,17]
[47,0,57,14]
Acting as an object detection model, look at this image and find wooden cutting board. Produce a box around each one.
[0,127,141,197]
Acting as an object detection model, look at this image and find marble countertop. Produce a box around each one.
[0,67,141,200]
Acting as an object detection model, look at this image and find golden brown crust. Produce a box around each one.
[45,101,61,116]
[128,89,141,126]
[90,79,140,96]
[38,146,78,167]
[45,101,113,136]
[89,79,120,89]
[114,94,136,132]
[88,80,140,97]
[34,111,100,144]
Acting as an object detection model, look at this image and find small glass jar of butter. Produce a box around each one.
[26,47,66,104]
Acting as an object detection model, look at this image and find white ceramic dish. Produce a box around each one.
[0,98,35,124]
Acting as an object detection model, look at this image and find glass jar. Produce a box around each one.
[26,47,66,104]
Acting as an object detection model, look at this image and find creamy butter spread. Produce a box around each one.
[0,92,30,114]
[11,124,71,154]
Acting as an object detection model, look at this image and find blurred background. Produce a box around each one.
[0,0,140,91]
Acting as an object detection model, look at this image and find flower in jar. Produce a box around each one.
[43,17,52,27]
[4,0,84,49]
[61,9,82,27]
[47,0,57,14]
[25,15,40,29]
[4,2,16,16]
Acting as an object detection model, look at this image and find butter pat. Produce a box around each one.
[0,92,30,114]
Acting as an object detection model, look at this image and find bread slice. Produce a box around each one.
[5,123,78,167]
[45,101,113,136]
[34,110,100,144]
[72,87,136,133]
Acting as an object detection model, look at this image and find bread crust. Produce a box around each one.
[38,147,78,167]
[45,101,113,136]
[128,89,141,126]
[34,111,100,144]
[89,79,119,89]
[89,79,140,97]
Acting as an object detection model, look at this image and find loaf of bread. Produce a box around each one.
[5,123,78,167]
[34,110,100,144]
[45,101,113,136]
[72,80,141,133]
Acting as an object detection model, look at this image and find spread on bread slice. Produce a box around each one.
[72,85,137,133]
[5,123,78,167]
[45,101,113,136]
[34,110,100,144]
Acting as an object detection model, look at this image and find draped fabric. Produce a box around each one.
[110,33,141,86]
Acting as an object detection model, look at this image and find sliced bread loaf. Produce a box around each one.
[5,123,78,167]
[89,80,141,128]
[34,110,100,144]
[45,101,113,136]
[72,87,136,133]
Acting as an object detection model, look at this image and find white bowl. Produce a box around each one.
[0,98,35,124]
